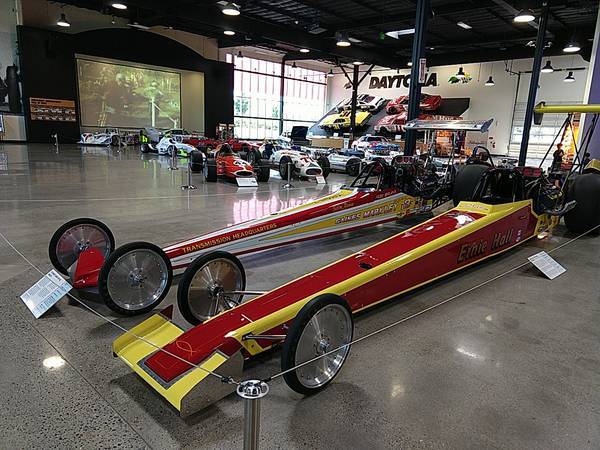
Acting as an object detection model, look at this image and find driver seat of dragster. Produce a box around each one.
[476,169,525,204]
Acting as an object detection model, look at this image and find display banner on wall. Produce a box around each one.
[366,72,438,89]
[29,97,76,122]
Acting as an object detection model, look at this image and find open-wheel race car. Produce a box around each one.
[111,141,597,416]
[48,152,460,319]
[264,147,331,181]
[79,128,122,146]
[203,144,269,183]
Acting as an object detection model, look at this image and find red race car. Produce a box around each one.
[386,93,442,114]
[204,144,270,183]
[184,135,220,150]
[375,112,433,134]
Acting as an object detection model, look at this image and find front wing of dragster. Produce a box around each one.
[114,200,554,415]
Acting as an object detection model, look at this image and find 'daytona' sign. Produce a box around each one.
[367,73,438,89]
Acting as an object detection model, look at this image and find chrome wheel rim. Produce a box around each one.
[107,249,169,310]
[295,304,352,389]
[187,258,244,322]
[56,224,112,271]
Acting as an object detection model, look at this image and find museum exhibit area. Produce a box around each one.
[1,0,600,449]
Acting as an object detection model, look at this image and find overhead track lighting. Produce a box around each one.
[563,42,581,53]
[456,66,465,79]
[223,30,235,36]
[564,71,575,83]
[336,32,351,47]
[56,13,70,27]
[111,2,127,9]
[485,76,495,86]
[222,2,240,16]
[514,9,535,23]
[541,60,554,73]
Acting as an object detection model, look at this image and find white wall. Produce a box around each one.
[327,55,589,155]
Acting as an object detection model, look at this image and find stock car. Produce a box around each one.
[204,144,270,183]
[375,112,434,134]
[319,110,372,130]
[351,135,390,150]
[386,93,442,114]
[335,94,387,112]
[78,129,121,146]
[109,150,600,416]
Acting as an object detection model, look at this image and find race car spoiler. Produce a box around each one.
[404,118,493,132]
[534,102,600,125]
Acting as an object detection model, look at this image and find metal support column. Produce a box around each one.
[279,58,286,135]
[237,380,269,450]
[404,0,430,156]
[518,0,550,166]
[349,64,359,140]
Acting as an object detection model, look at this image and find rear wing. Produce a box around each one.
[534,102,600,125]
[404,118,493,132]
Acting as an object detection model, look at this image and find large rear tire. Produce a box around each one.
[281,294,353,395]
[317,156,331,179]
[204,159,218,182]
[451,164,489,206]
[279,155,293,179]
[256,159,271,182]
[345,158,361,177]
[190,150,204,173]
[177,251,246,325]
[49,218,115,276]
[98,242,172,315]
[564,172,600,233]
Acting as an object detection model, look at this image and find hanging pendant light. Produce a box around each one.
[564,71,575,83]
[336,32,351,47]
[456,66,465,79]
[563,42,581,53]
[514,9,535,23]
[485,76,495,86]
[541,60,554,73]
[237,50,243,59]
[222,2,241,16]
[56,12,70,27]
[327,69,334,78]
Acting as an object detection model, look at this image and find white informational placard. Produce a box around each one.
[236,177,258,187]
[343,137,350,149]
[315,175,327,184]
[20,270,72,318]
[528,251,566,280]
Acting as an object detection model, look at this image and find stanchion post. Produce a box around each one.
[283,162,293,189]
[237,380,269,450]
[169,148,179,171]
[181,160,197,190]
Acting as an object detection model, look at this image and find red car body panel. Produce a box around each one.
[386,94,442,114]
[375,112,433,133]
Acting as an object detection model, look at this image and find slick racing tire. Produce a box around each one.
[317,156,331,179]
[564,172,600,234]
[140,143,150,153]
[49,218,115,276]
[281,294,353,395]
[279,155,293,179]
[451,164,490,206]
[204,159,218,182]
[345,158,361,177]
[190,150,204,173]
[98,242,172,315]
[256,159,271,182]
[177,251,246,325]
[246,148,262,166]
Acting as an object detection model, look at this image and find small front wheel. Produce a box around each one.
[98,242,172,315]
[281,294,353,395]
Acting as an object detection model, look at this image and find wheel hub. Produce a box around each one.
[128,268,147,287]
[316,336,330,354]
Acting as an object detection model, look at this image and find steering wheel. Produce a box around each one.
[467,146,494,167]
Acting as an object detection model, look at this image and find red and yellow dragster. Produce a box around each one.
[112,159,600,416]
[49,156,450,316]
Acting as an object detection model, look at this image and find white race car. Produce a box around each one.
[150,136,196,156]
[335,94,386,113]
[79,128,121,146]
[326,150,364,176]
[261,146,330,180]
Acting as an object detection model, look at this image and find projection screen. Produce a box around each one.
[76,58,181,129]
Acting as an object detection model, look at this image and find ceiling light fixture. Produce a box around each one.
[336,32,351,47]
[514,9,535,23]
[222,2,240,16]
[485,76,495,86]
[223,30,235,36]
[457,21,472,30]
[292,62,297,68]
[563,42,581,53]
[353,61,363,65]
[385,28,415,39]
[299,48,310,53]
[407,61,413,67]
[541,60,554,73]
[456,66,465,78]
[237,50,243,58]
[111,2,127,9]
[327,69,334,78]
[56,12,70,27]
[564,71,575,83]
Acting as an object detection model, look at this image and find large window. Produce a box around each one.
[226,54,327,139]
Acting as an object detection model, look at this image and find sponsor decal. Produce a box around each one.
[335,203,397,224]
[457,229,514,263]
[183,223,278,254]
[367,73,438,89]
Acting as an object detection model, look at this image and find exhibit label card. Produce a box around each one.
[316,175,327,184]
[528,251,566,280]
[236,177,258,187]
[20,270,72,318]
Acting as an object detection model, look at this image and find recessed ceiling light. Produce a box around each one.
[336,32,351,47]
[563,42,581,53]
[56,13,70,27]
[457,21,472,30]
[223,30,235,36]
[564,71,575,83]
[222,2,240,16]
[385,28,415,39]
[541,60,554,73]
[299,48,310,53]
[514,9,535,23]
[111,2,127,9]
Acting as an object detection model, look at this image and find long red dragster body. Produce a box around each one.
[113,198,558,416]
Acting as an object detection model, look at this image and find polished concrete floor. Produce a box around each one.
[0,142,599,449]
